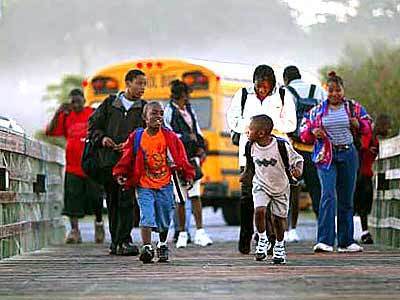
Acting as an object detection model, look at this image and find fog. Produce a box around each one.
[0,0,398,133]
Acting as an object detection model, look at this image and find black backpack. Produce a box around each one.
[244,137,297,185]
[81,134,108,185]
[231,88,285,146]
[285,84,319,142]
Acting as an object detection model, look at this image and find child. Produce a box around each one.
[354,113,391,244]
[113,101,194,263]
[241,114,303,264]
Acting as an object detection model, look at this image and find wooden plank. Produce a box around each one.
[379,135,400,160]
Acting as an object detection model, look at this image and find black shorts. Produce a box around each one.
[63,172,104,218]
[354,175,373,216]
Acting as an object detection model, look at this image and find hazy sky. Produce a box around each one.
[0,0,398,134]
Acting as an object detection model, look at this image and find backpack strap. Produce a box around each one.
[133,128,145,155]
[244,140,255,172]
[279,86,285,106]
[240,88,248,116]
[276,138,295,184]
[286,85,301,101]
[308,84,316,98]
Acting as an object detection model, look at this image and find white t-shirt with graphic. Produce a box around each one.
[251,137,303,196]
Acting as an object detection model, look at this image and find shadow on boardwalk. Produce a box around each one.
[0,241,399,300]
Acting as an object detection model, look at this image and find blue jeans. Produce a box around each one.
[317,144,358,247]
[137,183,175,232]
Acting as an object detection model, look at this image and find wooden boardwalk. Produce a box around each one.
[0,242,399,300]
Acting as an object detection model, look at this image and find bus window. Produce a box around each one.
[152,97,212,130]
[189,98,212,129]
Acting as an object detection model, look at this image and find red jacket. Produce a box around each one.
[46,107,94,177]
[113,127,195,188]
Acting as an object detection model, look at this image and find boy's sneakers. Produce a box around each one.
[313,243,334,253]
[338,243,363,253]
[194,229,213,247]
[176,231,188,248]
[65,229,82,244]
[157,243,169,263]
[94,221,105,244]
[139,244,155,264]
[286,229,300,243]
[361,232,374,244]
[273,241,286,265]
[254,238,269,261]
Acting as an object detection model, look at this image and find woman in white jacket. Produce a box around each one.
[227,65,296,254]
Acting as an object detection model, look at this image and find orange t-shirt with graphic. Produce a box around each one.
[139,129,172,189]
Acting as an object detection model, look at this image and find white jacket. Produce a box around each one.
[227,85,297,167]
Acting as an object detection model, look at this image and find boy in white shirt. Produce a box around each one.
[241,115,303,264]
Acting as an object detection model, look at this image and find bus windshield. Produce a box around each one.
[155,97,212,129]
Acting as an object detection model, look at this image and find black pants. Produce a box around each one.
[104,180,135,246]
[298,150,321,217]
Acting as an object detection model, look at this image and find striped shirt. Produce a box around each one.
[322,104,353,146]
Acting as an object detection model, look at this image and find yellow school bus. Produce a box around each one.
[82,58,320,224]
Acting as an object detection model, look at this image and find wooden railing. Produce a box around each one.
[370,134,400,248]
[0,128,65,259]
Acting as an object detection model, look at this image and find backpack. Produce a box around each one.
[81,135,108,185]
[244,137,297,185]
[285,84,319,142]
[347,100,363,150]
[231,87,285,146]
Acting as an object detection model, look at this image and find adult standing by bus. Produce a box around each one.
[88,69,147,256]
[300,71,372,253]
[46,89,105,244]
[282,65,326,243]
[227,65,297,254]
[164,80,213,248]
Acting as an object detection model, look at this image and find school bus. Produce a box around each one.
[82,58,320,225]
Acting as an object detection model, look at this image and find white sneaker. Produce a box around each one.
[273,241,286,264]
[176,231,188,248]
[194,229,213,247]
[338,243,363,253]
[313,243,334,253]
[287,229,300,243]
[255,238,269,261]
[284,231,289,242]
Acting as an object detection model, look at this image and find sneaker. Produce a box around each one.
[157,243,169,263]
[65,229,82,244]
[313,243,334,253]
[239,231,252,254]
[194,229,213,247]
[94,221,105,244]
[116,242,140,256]
[284,231,289,242]
[361,232,374,244]
[273,241,286,265]
[139,244,155,264]
[109,243,117,255]
[176,231,188,248]
[254,238,269,261]
[338,243,363,253]
[286,229,300,243]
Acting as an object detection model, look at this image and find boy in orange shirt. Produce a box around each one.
[113,102,194,263]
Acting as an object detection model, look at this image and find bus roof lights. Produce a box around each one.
[82,79,88,87]
[146,62,153,68]
[156,62,163,68]
[137,63,143,69]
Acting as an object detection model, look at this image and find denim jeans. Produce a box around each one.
[317,144,358,247]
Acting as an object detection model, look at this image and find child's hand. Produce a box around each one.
[240,169,253,184]
[312,128,326,139]
[350,118,359,129]
[291,167,302,179]
[116,176,127,186]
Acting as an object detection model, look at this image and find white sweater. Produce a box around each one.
[227,85,297,167]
